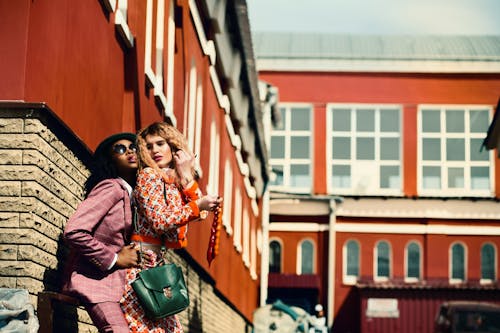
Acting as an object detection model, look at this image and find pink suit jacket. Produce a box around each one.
[63,178,133,303]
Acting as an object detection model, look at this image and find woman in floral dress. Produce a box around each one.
[120,122,221,332]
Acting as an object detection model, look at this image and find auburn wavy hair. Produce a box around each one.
[136,122,194,183]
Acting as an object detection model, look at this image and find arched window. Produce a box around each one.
[343,240,360,284]
[450,243,466,282]
[481,243,496,282]
[299,239,314,274]
[269,240,282,273]
[406,241,421,281]
[375,241,391,280]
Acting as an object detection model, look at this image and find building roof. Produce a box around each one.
[252,32,500,73]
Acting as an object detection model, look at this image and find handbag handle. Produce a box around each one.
[132,181,168,266]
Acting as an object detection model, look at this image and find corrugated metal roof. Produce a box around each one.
[252,32,500,61]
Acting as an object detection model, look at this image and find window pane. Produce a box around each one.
[451,244,465,280]
[377,242,390,277]
[276,107,286,130]
[290,164,310,187]
[291,136,309,158]
[357,138,375,160]
[448,167,464,188]
[423,166,441,189]
[380,109,399,132]
[407,243,420,279]
[269,241,281,273]
[301,241,314,274]
[380,166,400,189]
[446,110,464,133]
[422,110,440,132]
[470,138,489,161]
[471,167,490,189]
[332,137,351,159]
[446,138,465,161]
[422,138,441,160]
[270,165,284,186]
[380,138,399,160]
[346,241,359,276]
[291,107,310,130]
[333,108,351,131]
[481,244,495,280]
[332,165,351,188]
[470,110,489,133]
[271,136,285,158]
[357,109,375,132]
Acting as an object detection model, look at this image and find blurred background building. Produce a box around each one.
[254,32,500,333]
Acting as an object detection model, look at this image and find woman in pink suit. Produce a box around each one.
[120,122,221,332]
[63,132,142,333]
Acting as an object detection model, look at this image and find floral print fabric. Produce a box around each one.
[120,167,201,332]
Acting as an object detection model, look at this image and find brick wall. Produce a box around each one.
[0,103,251,333]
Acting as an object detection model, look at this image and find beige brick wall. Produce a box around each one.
[0,106,250,333]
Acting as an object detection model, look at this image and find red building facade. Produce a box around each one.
[255,32,500,333]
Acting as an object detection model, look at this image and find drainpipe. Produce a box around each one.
[258,81,277,306]
[260,188,270,306]
[327,198,337,328]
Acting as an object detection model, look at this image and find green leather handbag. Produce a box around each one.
[131,263,190,319]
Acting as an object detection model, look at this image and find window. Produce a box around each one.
[251,228,257,280]
[405,241,421,281]
[328,105,402,195]
[269,240,282,273]
[207,119,220,196]
[269,104,312,192]
[233,188,242,252]
[298,239,314,274]
[481,243,496,283]
[375,241,391,281]
[343,240,360,284]
[419,106,493,196]
[450,243,466,283]
[222,160,233,235]
[243,209,250,267]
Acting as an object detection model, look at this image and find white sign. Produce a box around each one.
[366,298,399,318]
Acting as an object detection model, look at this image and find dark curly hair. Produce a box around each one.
[83,149,119,197]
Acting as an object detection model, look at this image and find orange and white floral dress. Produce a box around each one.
[120,167,202,333]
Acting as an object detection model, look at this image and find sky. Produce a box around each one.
[246,0,500,36]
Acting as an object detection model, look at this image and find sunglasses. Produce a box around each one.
[112,143,137,155]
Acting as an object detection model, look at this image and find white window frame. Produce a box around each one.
[374,240,391,282]
[144,0,176,121]
[480,242,497,284]
[327,103,403,196]
[296,238,316,274]
[269,103,313,193]
[222,160,233,235]
[242,208,250,268]
[449,242,467,284]
[250,227,258,280]
[404,241,422,282]
[233,187,242,253]
[343,239,360,285]
[418,104,494,197]
[207,118,220,196]
[115,0,134,48]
